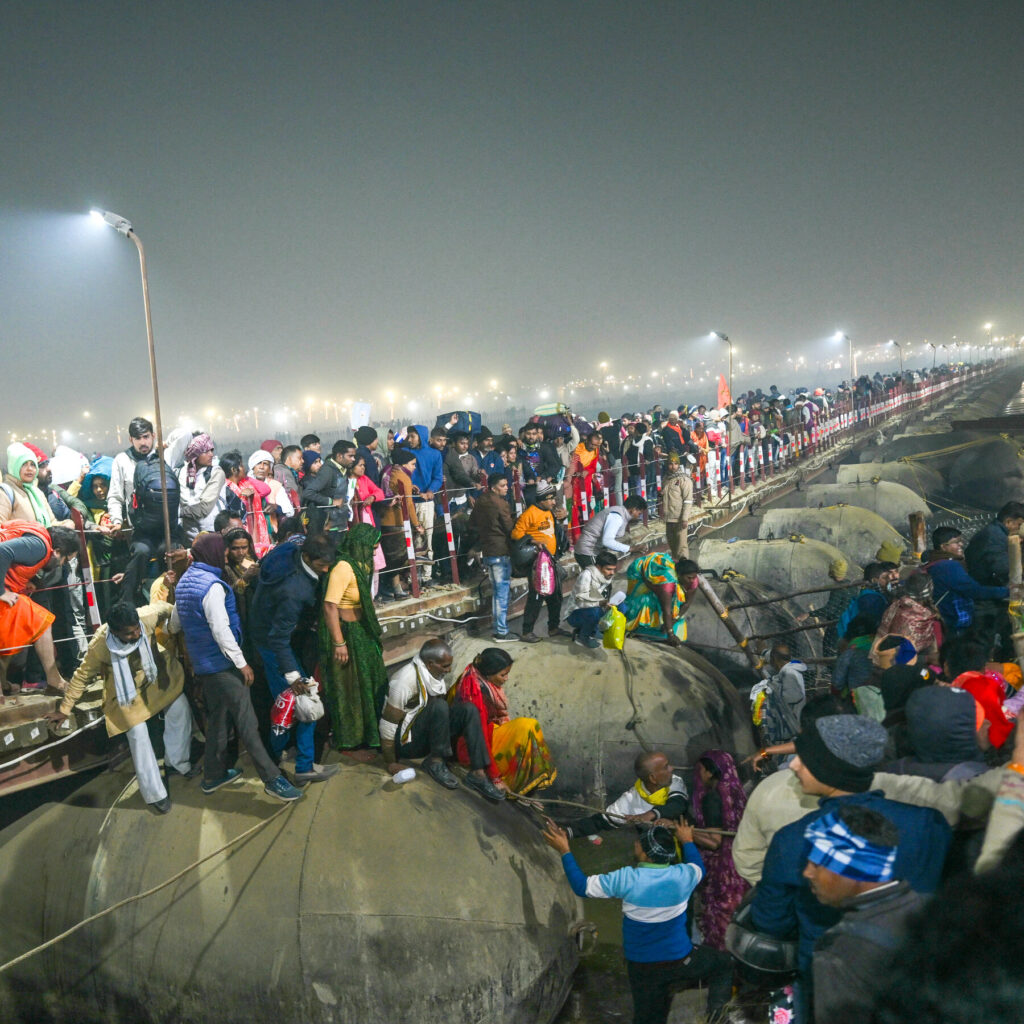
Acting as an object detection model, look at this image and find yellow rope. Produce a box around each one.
[897,434,1022,462]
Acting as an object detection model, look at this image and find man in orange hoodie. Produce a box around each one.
[511,481,569,643]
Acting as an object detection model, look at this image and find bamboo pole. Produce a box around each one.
[695,575,766,673]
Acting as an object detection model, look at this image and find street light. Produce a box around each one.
[887,339,903,375]
[926,341,939,368]
[710,332,733,411]
[833,332,856,378]
[89,208,172,555]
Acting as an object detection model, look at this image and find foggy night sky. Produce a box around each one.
[2,1,1022,436]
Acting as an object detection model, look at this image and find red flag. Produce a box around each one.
[717,373,731,409]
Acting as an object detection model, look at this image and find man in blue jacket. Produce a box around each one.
[924,526,1008,636]
[250,532,340,784]
[402,425,445,584]
[750,714,951,1023]
[542,816,733,1024]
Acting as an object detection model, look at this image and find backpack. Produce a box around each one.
[131,455,180,534]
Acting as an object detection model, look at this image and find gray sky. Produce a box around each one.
[2,1,1022,444]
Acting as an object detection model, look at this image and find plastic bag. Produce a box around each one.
[602,606,626,650]
[532,548,556,596]
[294,681,325,723]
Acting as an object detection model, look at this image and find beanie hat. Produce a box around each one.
[876,541,904,564]
[355,426,378,446]
[794,714,887,793]
[23,442,49,465]
[390,447,417,466]
[598,412,611,424]
[302,450,322,474]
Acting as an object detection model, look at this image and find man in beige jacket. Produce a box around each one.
[660,453,694,562]
[48,599,195,814]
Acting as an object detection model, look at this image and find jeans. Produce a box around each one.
[483,555,512,635]
[567,606,603,640]
[626,945,734,1024]
[259,646,315,773]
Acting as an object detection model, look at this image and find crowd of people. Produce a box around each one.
[1,358,1021,1023]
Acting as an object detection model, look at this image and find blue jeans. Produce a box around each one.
[259,646,315,773]
[484,555,512,635]
[567,606,603,640]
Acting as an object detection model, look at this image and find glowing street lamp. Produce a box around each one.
[833,331,856,378]
[89,208,173,554]
[887,339,903,375]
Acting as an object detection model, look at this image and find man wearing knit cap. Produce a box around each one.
[354,426,381,487]
[750,713,951,1022]
[804,805,925,1022]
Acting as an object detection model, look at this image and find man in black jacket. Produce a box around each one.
[805,804,926,1023]
[301,440,355,534]
[250,533,339,784]
[964,501,1024,657]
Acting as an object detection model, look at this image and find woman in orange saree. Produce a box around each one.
[563,432,604,545]
[451,648,556,795]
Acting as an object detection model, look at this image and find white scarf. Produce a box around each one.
[106,627,159,707]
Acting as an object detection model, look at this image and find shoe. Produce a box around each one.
[201,768,244,794]
[520,632,541,644]
[491,632,521,643]
[293,763,341,784]
[574,636,601,649]
[464,772,507,802]
[264,775,305,802]
[167,763,203,780]
[392,588,409,600]
[424,759,460,790]
[548,627,570,638]
[150,796,172,814]
[19,681,46,694]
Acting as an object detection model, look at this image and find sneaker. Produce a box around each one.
[293,763,341,784]
[264,775,304,802]
[464,772,507,802]
[201,768,244,794]
[150,796,172,814]
[520,632,541,644]
[491,632,521,643]
[19,681,47,694]
[574,636,602,649]
[424,758,460,790]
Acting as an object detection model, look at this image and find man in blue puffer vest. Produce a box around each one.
[171,532,304,802]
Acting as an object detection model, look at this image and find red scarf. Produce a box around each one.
[228,478,272,557]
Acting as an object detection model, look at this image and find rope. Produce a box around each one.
[0,799,295,975]
[526,794,735,835]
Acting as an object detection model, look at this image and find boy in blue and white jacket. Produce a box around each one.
[542,817,733,1023]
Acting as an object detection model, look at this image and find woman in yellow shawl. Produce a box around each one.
[451,647,556,795]
[563,431,604,544]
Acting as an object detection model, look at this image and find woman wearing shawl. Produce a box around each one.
[221,451,272,558]
[690,750,749,949]
[318,523,389,749]
[451,647,556,795]
[621,553,699,645]
[348,454,388,591]
[0,442,55,525]
[178,433,225,543]
[248,449,295,537]
[81,457,123,618]
[876,572,943,664]
[563,431,605,544]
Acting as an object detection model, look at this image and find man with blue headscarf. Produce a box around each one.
[804,804,926,1022]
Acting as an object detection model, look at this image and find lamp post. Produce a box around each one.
[887,339,903,375]
[927,341,939,368]
[833,332,856,379]
[710,331,733,409]
[89,208,172,556]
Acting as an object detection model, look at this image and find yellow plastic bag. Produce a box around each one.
[602,607,626,650]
